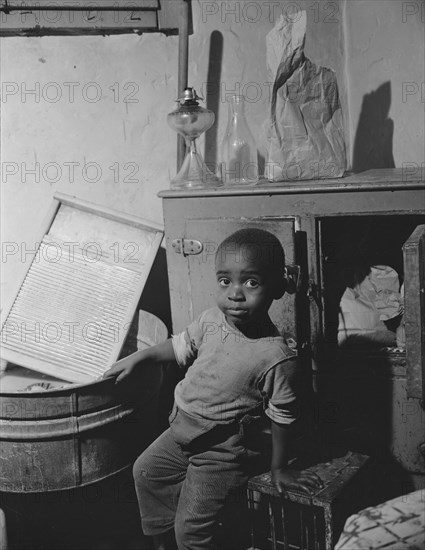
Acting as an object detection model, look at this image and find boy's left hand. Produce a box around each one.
[271,467,323,496]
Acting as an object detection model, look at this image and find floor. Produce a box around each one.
[1,436,418,550]
[1,469,154,550]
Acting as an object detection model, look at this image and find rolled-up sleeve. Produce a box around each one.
[260,359,299,425]
[172,332,194,368]
[171,310,209,369]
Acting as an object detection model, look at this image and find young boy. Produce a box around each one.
[103,228,322,550]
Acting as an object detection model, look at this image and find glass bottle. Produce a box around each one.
[220,95,259,185]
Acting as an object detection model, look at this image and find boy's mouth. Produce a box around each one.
[226,308,248,317]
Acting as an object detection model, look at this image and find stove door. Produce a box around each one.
[403,224,425,402]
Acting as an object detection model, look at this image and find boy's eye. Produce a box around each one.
[245,279,260,289]
[218,277,231,287]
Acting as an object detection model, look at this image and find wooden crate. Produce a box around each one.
[247,452,369,550]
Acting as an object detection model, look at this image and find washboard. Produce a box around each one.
[0,194,163,384]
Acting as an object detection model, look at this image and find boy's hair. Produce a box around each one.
[215,228,286,278]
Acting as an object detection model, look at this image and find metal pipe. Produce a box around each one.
[177,0,190,171]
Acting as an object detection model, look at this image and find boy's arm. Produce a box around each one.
[103,339,176,383]
[271,420,323,495]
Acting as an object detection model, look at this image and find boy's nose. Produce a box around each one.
[228,285,244,301]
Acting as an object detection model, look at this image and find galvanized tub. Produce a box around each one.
[0,311,168,493]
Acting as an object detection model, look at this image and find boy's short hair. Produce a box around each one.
[216,228,286,276]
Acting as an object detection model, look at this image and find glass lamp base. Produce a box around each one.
[171,143,222,190]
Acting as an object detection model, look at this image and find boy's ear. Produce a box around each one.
[273,276,287,300]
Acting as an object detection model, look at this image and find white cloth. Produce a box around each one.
[338,265,402,345]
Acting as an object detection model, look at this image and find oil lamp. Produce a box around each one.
[167,87,222,189]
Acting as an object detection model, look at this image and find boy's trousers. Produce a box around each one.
[133,412,265,550]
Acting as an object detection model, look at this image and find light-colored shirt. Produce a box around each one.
[172,307,298,425]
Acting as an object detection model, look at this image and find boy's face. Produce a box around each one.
[215,244,276,328]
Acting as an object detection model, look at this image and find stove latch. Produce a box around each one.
[171,238,203,256]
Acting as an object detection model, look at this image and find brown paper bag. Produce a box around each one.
[265,12,346,181]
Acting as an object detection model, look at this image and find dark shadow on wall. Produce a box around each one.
[352,81,395,172]
[139,246,172,334]
[137,248,180,433]
[205,30,223,174]
[121,247,172,359]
